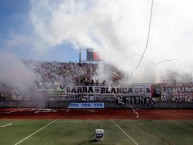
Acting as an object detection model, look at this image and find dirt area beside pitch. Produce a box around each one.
[0,108,193,120]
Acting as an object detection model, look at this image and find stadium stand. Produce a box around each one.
[1,61,193,109]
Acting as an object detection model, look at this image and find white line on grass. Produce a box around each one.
[14,119,57,145]
[0,123,12,128]
[111,119,138,145]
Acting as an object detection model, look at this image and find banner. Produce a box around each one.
[68,102,104,108]
[126,96,156,105]
[37,84,152,96]
[49,95,116,101]
[159,83,193,103]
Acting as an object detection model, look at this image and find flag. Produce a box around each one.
[94,51,100,61]
[87,49,101,61]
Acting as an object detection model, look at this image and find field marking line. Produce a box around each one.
[0,123,12,128]
[14,119,57,145]
[111,119,139,145]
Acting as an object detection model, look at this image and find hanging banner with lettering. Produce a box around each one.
[68,102,105,108]
[36,83,152,97]
[159,83,193,103]
[35,82,193,103]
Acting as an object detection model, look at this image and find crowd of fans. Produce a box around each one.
[0,60,124,99]
[24,60,124,86]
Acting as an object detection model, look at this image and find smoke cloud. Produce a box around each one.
[0,51,37,91]
[29,0,193,83]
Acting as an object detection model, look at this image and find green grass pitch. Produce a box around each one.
[0,119,193,145]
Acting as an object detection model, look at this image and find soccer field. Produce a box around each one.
[0,119,193,145]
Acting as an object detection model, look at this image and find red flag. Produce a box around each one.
[94,51,100,61]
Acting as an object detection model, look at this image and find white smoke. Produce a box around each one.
[0,51,37,91]
[29,0,193,83]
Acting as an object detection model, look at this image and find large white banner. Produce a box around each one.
[37,83,152,97]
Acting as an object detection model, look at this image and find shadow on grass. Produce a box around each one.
[77,133,95,145]
[88,139,98,142]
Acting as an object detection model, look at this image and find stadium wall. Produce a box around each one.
[0,100,193,109]
[1,84,193,109]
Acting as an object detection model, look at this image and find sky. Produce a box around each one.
[1,0,193,83]
[0,0,80,62]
